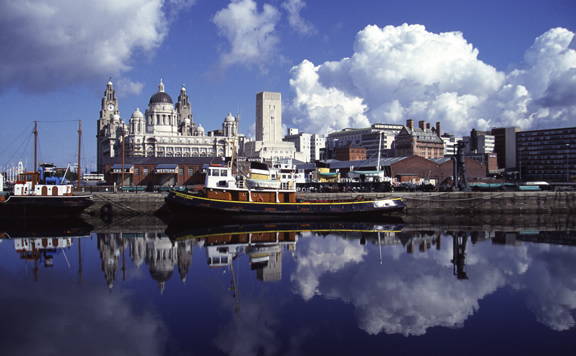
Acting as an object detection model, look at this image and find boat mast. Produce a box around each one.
[377,131,382,171]
[77,120,82,191]
[34,121,38,172]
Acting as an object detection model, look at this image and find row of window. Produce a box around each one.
[134,167,196,176]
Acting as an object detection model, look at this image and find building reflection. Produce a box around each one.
[4,219,566,291]
[96,232,196,293]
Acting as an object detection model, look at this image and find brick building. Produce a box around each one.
[334,143,366,161]
[394,120,444,158]
[104,157,218,187]
[388,156,488,185]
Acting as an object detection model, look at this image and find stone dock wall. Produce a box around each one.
[84,191,576,217]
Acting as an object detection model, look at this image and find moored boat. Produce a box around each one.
[1,121,93,218]
[164,162,405,221]
[0,169,93,217]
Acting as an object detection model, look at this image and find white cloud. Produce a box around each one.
[289,60,370,134]
[0,0,175,92]
[213,0,281,72]
[290,235,366,300]
[281,0,316,35]
[116,78,145,97]
[287,24,576,136]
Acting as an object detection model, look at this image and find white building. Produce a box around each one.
[442,134,463,156]
[284,129,325,163]
[326,124,403,159]
[97,80,240,173]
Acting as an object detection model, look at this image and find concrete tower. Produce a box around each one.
[256,92,282,142]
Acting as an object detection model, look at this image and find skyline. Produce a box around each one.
[1,0,575,172]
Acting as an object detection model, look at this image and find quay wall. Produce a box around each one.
[85,191,576,217]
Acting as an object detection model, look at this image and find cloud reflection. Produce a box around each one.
[290,232,576,336]
[0,278,167,356]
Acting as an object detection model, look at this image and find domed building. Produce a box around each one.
[97,79,243,186]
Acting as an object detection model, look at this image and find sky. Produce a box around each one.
[0,0,575,172]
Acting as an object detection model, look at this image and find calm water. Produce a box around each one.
[0,216,575,356]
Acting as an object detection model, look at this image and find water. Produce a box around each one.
[0,215,575,356]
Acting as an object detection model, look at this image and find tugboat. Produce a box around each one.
[164,161,405,221]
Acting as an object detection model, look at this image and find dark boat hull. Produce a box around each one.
[165,190,405,221]
[0,195,94,217]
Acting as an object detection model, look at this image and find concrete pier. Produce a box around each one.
[83,191,576,217]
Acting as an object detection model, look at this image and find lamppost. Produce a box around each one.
[567,144,570,183]
[518,147,522,183]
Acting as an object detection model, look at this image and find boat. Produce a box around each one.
[0,122,93,217]
[164,162,405,221]
[0,167,94,217]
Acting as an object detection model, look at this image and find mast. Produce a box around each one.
[77,120,82,191]
[34,121,38,172]
[377,134,381,171]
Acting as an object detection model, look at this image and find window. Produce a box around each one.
[143,168,149,176]
[188,168,194,176]
[179,168,184,176]
[135,168,139,175]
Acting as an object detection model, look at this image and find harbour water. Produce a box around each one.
[0,214,574,355]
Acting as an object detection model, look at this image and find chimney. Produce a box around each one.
[407,119,414,129]
[436,122,441,137]
[419,120,426,131]
[426,123,431,130]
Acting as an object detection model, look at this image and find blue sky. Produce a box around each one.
[0,0,575,172]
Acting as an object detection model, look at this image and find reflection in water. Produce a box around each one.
[1,215,575,354]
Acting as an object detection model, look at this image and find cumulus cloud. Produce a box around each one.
[0,0,176,92]
[287,24,576,136]
[289,60,370,134]
[213,0,281,72]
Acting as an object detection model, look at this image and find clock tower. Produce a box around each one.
[97,79,121,173]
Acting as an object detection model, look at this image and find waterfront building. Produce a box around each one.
[468,129,495,154]
[441,133,463,156]
[516,126,576,182]
[284,129,325,163]
[97,79,240,175]
[244,92,300,160]
[394,120,444,158]
[326,123,403,160]
[491,127,520,171]
[103,156,217,187]
[334,143,366,161]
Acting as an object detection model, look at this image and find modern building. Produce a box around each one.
[516,126,575,182]
[468,129,495,154]
[283,129,325,163]
[326,123,403,159]
[491,127,520,171]
[97,79,240,175]
[394,120,444,158]
[441,134,463,156]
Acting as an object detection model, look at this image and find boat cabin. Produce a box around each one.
[203,164,297,203]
